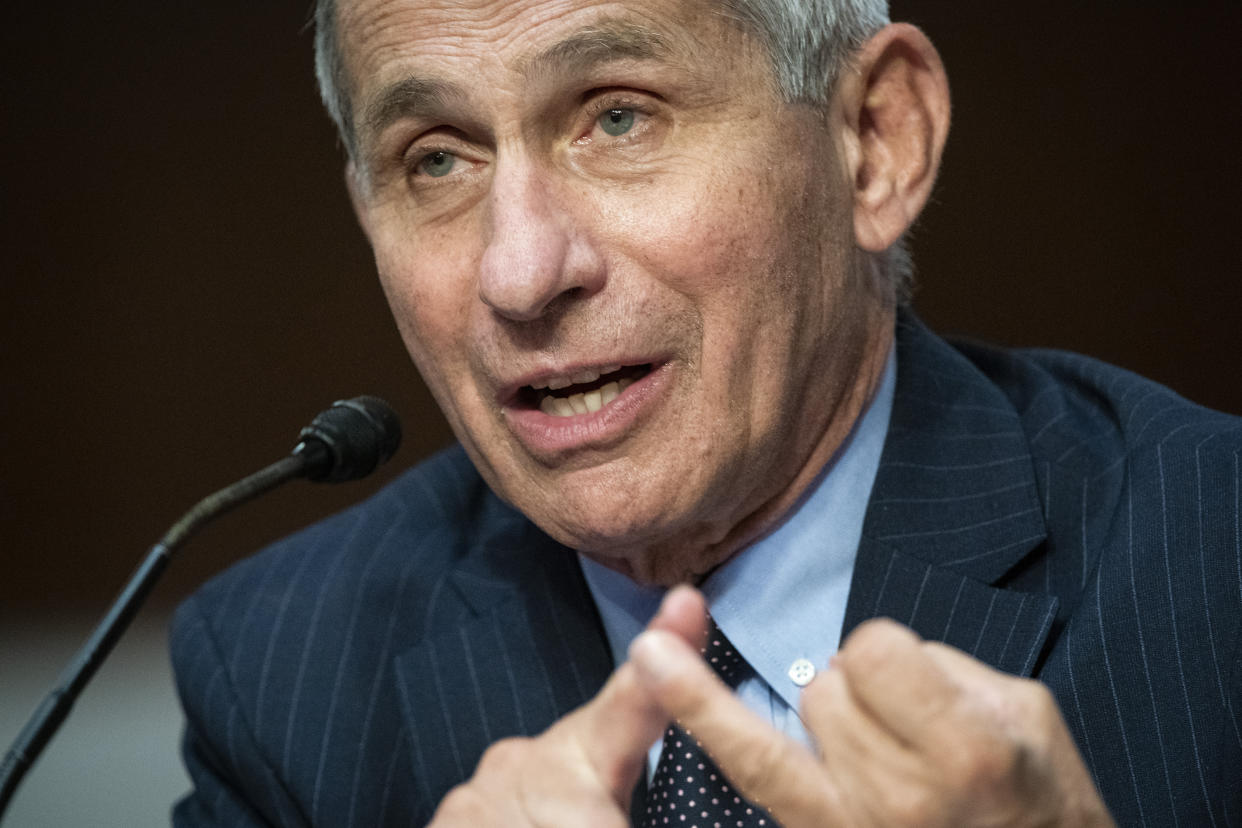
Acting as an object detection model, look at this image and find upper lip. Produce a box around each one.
[497,357,660,405]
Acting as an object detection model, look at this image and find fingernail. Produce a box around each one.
[630,630,679,685]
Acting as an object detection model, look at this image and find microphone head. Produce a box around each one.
[294,395,402,483]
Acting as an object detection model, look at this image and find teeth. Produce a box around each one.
[534,364,626,392]
[537,378,635,418]
[571,368,601,385]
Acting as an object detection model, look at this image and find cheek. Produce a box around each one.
[597,170,781,303]
[373,237,477,393]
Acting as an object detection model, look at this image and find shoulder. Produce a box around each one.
[176,445,478,626]
[169,442,525,703]
[169,444,519,825]
[942,343,1242,824]
[949,336,1242,572]
[948,335,1242,474]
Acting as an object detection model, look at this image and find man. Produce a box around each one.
[170,0,1241,825]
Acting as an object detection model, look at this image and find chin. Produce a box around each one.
[535,500,732,586]
[539,506,663,552]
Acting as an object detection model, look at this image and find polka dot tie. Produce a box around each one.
[641,620,776,827]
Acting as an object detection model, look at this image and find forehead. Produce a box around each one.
[339,0,702,66]
[336,0,751,114]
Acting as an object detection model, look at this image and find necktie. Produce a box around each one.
[641,621,777,827]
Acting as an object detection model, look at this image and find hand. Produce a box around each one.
[428,589,710,827]
[630,587,1115,827]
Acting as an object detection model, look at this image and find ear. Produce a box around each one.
[345,160,376,244]
[836,24,950,252]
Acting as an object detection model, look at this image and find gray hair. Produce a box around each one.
[713,0,909,299]
[312,0,910,299]
[717,0,889,102]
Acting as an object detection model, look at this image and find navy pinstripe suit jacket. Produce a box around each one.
[170,315,1242,826]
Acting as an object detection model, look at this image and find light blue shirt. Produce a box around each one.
[579,346,896,773]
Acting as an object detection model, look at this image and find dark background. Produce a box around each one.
[3,2,1240,619]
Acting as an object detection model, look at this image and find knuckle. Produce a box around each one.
[433,784,486,822]
[937,725,1040,813]
[952,740,1022,790]
[726,733,787,796]
[668,674,714,722]
[477,736,532,773]
[1020,678,1058,717]
[800,671,836,709]
[1012,679,1065,746]
[840,618,917,672]
[886,785,938,826]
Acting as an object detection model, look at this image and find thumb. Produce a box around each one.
[646,584,711,649]
[629,626,838,825]
[563,585,710,804]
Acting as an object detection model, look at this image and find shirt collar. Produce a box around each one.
[581,344,897,712]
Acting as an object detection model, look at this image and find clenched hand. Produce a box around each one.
[427,588,709,827]
[630,587,1115,827]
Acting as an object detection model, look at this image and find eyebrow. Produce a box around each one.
[358,20,673,149]
[360,76,459,146]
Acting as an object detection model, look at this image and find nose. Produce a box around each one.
[478,159,605,322]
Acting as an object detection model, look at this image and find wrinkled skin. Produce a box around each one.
[342,0,894,585]
[339,1,1111,825]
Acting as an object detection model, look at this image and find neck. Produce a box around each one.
[594,304,896,587]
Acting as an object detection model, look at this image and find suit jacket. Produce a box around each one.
[170,315,1242,826]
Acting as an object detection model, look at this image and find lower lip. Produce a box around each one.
[502,363,671,457]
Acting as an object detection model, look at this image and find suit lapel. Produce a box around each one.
[391,493,613,807]
[844,314,1059,677]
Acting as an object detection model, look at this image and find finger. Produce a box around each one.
[800,665,937,820]
[630,628,840,825]
[558,585,721,805]
[570,660,672,803]
[646,583,709,651]
[834,618,968,752]
[801,661,908,771]
[920,642,1072,750]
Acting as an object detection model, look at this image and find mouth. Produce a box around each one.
[512,363,654,417]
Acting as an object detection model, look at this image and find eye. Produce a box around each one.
[597,108,636,137]
[417,150,457,178]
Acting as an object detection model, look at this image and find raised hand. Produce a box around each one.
[428,588,709,827]
[630,586,1115,828]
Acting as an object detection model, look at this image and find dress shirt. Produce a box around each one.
[579,344,896,773]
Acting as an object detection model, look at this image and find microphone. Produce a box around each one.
[0,396,402,820]
[295,395,402,483]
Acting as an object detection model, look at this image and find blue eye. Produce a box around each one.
[419,151,456,177]
[598,108,635,137]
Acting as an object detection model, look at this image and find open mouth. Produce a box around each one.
[516,363,653,417]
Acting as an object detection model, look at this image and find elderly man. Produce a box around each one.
[170,0,1241,825]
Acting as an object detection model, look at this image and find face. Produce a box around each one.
[341,0,893,584]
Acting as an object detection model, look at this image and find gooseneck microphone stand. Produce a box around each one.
[0,396,401,821]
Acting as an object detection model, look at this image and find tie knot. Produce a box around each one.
[701,618,749,687]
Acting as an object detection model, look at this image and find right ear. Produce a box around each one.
[345,161,375,244]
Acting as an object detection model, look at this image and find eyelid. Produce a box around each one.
[578,89,660,142]
[402,129,479,179]
[583,88,655,118]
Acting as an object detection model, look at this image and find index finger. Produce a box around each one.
[834,618,984,753]
[568,660,673,802]
[629,628,841,825]
[567,585,715,802]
